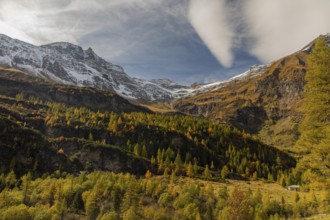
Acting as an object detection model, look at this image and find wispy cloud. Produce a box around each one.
[189,0,235,67]
[243,0,330,62]
[188,0,330,67]
[0,0,329,84]
[0,21,35,43]
[0,0,194,63]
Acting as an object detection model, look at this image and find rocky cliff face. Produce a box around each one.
[173,51,308,150]
[173,34,330,150]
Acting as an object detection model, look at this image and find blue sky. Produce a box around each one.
[0,0,329,84]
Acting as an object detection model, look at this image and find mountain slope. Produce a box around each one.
[173,43,327,150]
[0,34,270,102]
[0,34,190,102]
[173,34,330,150]
[1,33,328,151]
[0,90,296,178]
[0,66,150,113]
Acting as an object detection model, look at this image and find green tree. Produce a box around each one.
[15,93,25,101]
[111,186,122,211]
[22,172,32,205]
[210,161,215,170]
[99,211,119,220]
[203,165,211,180]
[121,182,139,213]
[133,144,141,157]
[5,170,17,189]
[2,204,32,220]
[221,165,229,180]
[123,205,140,220]
[150,156,156,171]
[193,160,199,174]
[228,187,250,220]
[174,152,183,167]
[71,189,84,212]
[187,162,195,177]
[141,144,148,158]
[157,148,162,163]
[174,152,183,174]
[88,132,94,141]
[296,37,330,179]
[85,192,100,220]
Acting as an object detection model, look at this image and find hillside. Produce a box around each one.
[172,34,330,151]
[0,34,329,219]
[0,67,149,113]
[0,85,295,177]
[1,89,320,219]
[173,47,309,150]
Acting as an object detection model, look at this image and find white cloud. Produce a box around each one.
[1,0,329,80]
[188,0,330,66]
[189,0,234,67]
[0,21,35,43]
[0,0,192,59]
[243,0,330,63]
[0,0,177,44]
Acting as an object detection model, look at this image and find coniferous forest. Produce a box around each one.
[0,38,329,219]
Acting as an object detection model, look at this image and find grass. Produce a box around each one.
[257,118,300,151]
[140,102,178,114]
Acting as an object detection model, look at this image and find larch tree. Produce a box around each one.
[221,165,229,180]
[228,187,250,220]
[296,37,330,179]
[203,165,211,180]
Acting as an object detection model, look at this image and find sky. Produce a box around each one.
[0,0,329,84]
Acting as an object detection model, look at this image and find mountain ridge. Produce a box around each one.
[0,66,150,113]
[0,33,269,102]
[1,33,328,151]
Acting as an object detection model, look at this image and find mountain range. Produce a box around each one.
[0,33,329,219]
[173,34,330,149]
[0,34,268,102]
[1,33,329,150]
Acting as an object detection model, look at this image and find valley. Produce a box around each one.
[0,34,329,219]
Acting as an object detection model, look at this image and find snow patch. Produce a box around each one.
[0,33,269,102]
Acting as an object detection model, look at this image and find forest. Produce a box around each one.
[0,38,329,219]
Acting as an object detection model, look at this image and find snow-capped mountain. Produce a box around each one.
[174,64,269,97]
[0,34,267,102]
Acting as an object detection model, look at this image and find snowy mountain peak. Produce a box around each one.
[85,47,96,55]
[0,33,267,102]
[43,42,82,49]
[150,79,175,84]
